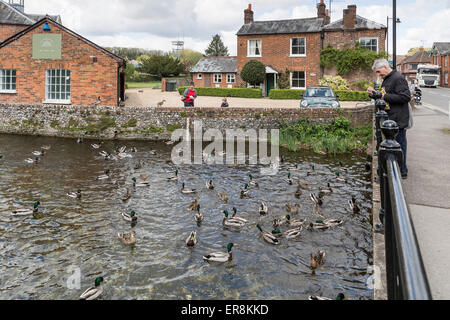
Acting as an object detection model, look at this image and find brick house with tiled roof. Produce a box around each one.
[398,48,431,83]
[430,42,450,87]
[191,56,237,88]
[0,1,126,106]
[205,1,386,96]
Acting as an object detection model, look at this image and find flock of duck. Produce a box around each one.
[2,140,363,301]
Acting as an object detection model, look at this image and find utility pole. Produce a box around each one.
[393,0,397,70]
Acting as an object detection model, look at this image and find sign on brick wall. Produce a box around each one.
[32,34,62,60]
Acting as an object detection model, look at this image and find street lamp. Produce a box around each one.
[387,16,401,66]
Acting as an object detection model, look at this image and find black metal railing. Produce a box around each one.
[375,101,432,300]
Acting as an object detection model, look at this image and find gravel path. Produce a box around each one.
[125,88,370,109]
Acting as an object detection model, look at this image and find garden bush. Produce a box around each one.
[269,89,305,99]
[319,75,349,91]
[178,86,262,98]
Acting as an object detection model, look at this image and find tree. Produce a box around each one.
[179,49,204,73]
[407,47,432,56]
[124,61,135,81]
[205,34,229,56]
[138,54,184,79]
[240,60,266,87]
[277,69,291,89]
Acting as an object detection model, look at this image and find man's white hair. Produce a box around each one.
[372,59,391,71]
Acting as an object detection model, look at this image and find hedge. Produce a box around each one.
[269,89,370,101]
[178,86,262,98]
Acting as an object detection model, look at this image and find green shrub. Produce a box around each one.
[319,75,349,91]
[269,89,370,101]
[280,117,372,154]
[269,89,305,99]
[334,90,371,101]
[178,86,262,98]
[350,79,373,91]
[50,120,60,128]
[240,60,266,86]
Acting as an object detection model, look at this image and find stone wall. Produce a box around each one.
[0,103,374,141]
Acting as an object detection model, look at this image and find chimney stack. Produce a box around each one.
[324,9,330,25]
[317,0,326,19]
[343,5,357,29]
[244,4,254,24]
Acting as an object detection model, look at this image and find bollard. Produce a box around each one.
[377,120,404,299]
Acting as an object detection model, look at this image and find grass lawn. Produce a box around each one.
[126,81,161,89]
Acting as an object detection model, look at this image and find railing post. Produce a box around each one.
[375,99,389,151]
[378,120,404,299]
[375,99,390,228]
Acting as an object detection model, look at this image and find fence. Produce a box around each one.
[374,99,432,300]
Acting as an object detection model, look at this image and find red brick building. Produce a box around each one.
[0,1,125,106]
[397,48,431,83]
[194,1,386,96]
[430,42,450,88]
[190,56,237,88]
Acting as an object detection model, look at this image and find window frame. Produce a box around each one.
[226,73,235,83]
[213,73,222,83]
[0,69,17,93]
[44,69,71,104]
[290,71,306,89]
[445,72,448,85]
[196,73,202,80]
[359,37,378,53]
[290,37,306,57]
[247,39,262,57]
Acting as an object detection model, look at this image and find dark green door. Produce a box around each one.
[266,74,275,96]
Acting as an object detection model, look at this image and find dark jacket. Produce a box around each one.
[381,70,411,129]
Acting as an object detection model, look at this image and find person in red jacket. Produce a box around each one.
[182,82,197,107]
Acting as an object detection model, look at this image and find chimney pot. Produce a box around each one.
[244,3,254,24]
[317,0,326,19]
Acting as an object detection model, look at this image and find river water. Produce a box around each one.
[0,134,373,300]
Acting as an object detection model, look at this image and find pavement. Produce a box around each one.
[124,88,369,109]
[401,102,450,300]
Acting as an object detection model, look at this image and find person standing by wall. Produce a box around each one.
[183,82,197,107]
[367,59,411,179]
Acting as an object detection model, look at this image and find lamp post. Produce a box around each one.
[387,16,401,68]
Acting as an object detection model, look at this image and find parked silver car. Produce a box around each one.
[300,86,340,108]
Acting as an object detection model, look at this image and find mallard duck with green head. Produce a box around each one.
[167,170,179,181]
[11,201,40,216]
[186,231,198,247]
[182,183,196,194]
[132,177,149,187]
[25,157,39,164]
[310,193,323,206]
[149,147,157,155]
[248,174,259,187]
[240,184,250,198]
[231,207,248,223]
[222,210,245,229]
[203,243,236,262]
[335,171,348,183]
[319,183,333,194]
[79,277,104,300]
[284,215,305,228]
[91,142,103,149]
[256,224,279,245]
[308,293,346,300]
[32,150,45,156]
[285,172,293,185]
[96,170,110,180]
[118,230,136,245]
[307,164,316,176]
[67,189,82,199]
[307,219,343,230]
[288,164,299,171]
[122,210,138,222]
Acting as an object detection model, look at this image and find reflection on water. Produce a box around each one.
[0,134,373,300]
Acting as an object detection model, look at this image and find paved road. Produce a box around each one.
[402,104,450,300]
[421,87,450,115]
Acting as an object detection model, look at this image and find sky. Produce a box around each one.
[21,0,450,56]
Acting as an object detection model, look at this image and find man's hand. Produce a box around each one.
[367,87,376,95]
